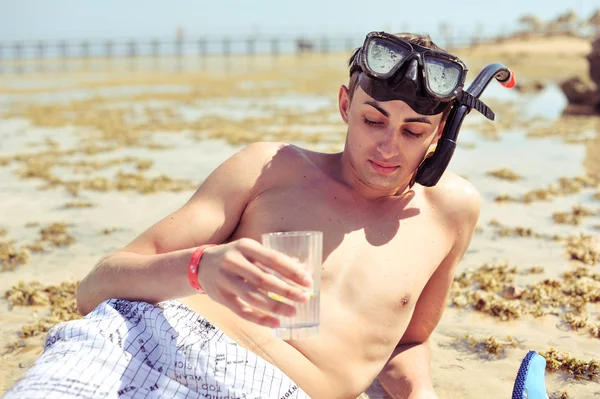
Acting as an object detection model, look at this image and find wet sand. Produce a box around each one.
[1,36,599,398]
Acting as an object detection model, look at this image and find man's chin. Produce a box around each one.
[363,172,405,190]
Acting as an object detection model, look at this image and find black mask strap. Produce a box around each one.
[456,91,495,121]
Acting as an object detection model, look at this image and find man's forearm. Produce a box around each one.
[76,248,199,316]
[377,341,435,398]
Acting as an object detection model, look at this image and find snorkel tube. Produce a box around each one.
[414,63,516,187]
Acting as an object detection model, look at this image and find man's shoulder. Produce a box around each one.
[423,171,481,228]
[225,141,299,177]
[235,141,289,162]
[228,142,313,189]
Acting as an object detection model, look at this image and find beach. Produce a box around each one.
[0,35,599,399]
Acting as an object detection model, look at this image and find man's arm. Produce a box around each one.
[76,142,280,315]
[378,178,481,398]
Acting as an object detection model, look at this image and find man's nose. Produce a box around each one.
[376,128,399,159]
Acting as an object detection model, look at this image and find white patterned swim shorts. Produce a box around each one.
[4,299,311,399]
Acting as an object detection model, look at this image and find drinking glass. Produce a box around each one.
[261,231,322,340]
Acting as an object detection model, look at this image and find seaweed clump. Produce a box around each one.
[450,261,600,326]
[553,205,596,225]
[487,167,522,181]
[0,241,30,271]
[464,334,518,355]
[541,348,599,381]
[4,280,81,339]
[565,234,600,265]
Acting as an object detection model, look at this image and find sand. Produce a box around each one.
[1,35,599,399]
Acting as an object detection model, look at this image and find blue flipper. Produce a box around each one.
[511,350,549,399]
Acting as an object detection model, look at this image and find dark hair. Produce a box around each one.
[347,32,452,119]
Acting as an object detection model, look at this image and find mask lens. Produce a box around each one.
[424,55,462,96]
[366,38,410,76]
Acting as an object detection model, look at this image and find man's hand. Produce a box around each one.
[198,238,313,328]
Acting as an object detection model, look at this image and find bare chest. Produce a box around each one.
[229,181,452,314]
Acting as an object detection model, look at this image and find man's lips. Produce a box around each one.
[369,160,399,175]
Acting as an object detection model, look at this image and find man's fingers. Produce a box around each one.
[222,294,281,328]
[221,255,310,304]
[236,239,313,288]
[224,275,297,317]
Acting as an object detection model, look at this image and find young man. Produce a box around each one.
[6,32,483,399]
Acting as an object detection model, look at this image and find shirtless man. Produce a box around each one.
[6,32,509,399]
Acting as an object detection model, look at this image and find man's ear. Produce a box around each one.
[338,85,351,124]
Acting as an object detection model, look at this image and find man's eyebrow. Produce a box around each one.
[364,101,432,124]
[364,100,389,117]
[403,116,432,124]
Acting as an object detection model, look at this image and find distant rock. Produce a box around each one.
[560,36,600,115]
[559,76,596,105]
[559,35,600,115]
[588,36,600,88]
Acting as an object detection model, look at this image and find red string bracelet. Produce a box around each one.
[188,244,216,294]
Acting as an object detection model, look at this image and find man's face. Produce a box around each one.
[338,83,445,192]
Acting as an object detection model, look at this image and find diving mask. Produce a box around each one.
[350,31,496,119]
[350,31,467,115]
